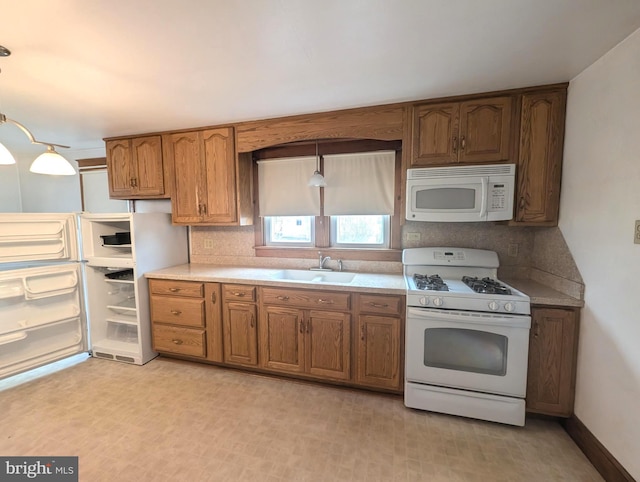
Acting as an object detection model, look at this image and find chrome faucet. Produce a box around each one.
[319,252,331,269]
[311,251,332,271]
[337,259,343,272]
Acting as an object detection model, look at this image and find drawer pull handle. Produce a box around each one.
[277,295,289,301]
[368,302,389,308]
[299,319,305,333]
[211,292,217,303]
[317,299,334,304]
[171,310,182,316]
[232,292,246,297]
[361,325,365,341]
[169,288,181,292]
[172,339,183,345]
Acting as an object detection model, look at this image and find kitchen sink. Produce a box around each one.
[271,269,356,284]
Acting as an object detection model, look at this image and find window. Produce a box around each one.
[330,215,390,248]
[265,216,314,246]
[254,140,402,261]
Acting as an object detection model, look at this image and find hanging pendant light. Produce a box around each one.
[0,45,76,175]
[308,141,326,187]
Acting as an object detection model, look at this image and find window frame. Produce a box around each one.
[329,215,391,249]
[253,139,403,263]
[264,215,315,247]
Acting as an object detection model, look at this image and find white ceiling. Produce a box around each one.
[1,0,639,159]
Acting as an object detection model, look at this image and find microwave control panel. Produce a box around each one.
[489,183,507,211]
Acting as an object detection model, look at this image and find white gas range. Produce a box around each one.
[403,247,531,426]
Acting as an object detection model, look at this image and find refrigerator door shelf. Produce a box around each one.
[86,256,134,268]
[24,270,79,300]
[0,317,85,379]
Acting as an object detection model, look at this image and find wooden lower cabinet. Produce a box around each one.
[259,303,351,381]
[356,315,402,390]
[526,306,579,417]
[151,278,405,392]
[222,301,258,367]
[354,293,404,391]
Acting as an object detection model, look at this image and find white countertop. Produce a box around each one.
[145,263,407,294]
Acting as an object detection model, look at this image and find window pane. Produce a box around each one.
[266,216,313,245]
[332,215,388,247]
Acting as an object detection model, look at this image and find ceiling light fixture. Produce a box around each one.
[307,141,326,187]
[0,45,76,175]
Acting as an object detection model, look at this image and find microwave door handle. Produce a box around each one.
[479,177,489,219]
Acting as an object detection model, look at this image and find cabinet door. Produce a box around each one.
[412,103,460,166]
[205,283,223,363]
[131,136,165,197]
[306,310,350,380]
[222,302,258,366]
[458,96,512,163]
[106,139,134,197]
[527,307,578,417]
[515,90,566,225]
[356,315,402,390]
[201,127,238,224]
[169,131,204,224]
[259,306,305,374]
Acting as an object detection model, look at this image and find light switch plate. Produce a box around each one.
[635,220,640,245]
[204,238,214,249]
[508,243,519,257]
[406,232,420,242]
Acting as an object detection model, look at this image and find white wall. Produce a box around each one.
[561,28,640,478]
[0,162,22,212]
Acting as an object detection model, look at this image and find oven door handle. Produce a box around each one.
[407,307,531,328]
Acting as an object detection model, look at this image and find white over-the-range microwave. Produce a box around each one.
[406,163,515,222]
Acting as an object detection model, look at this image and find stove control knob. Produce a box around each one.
[433,297,444,307]
[504,302,515,312]
[419,296,429,306]
[488,301,500,311]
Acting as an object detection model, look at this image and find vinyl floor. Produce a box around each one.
[0,356,603,481]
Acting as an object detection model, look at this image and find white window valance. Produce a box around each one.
[323,151,396,216]
[257,157,321,216]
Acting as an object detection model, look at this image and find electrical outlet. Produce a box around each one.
[635,220,640,245]
[508,243,519,257]
[204,239,214,249]
[406,232,421,242]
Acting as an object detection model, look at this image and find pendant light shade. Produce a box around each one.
[1,45,74,175]
[0,141,16,165]
[307,141,326,187]
[29,145,76,175]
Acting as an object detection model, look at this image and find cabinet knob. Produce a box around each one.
[360,325,365,341]
[460,136,466,150]
[169,288,181,292]
[211,292,217,303]
[300,319,305,334]
[452,136,458,153]
[172,339,183,345]
[276,295,289,301]
[368,302,389,308]
[232,292,246,297]
[317,299,334,304]
[170,310,182,316]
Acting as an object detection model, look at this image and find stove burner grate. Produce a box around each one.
[462,276,512,295]
[413,273,449,291]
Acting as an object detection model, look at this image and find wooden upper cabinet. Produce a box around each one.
[412,96,513,166]
[165,127,253,226]
[106,135,166,199]
[527,307,579,417]
[514,89,567,225]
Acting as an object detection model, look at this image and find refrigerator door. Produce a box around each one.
[0,264,87,379]
[0,213,79,264]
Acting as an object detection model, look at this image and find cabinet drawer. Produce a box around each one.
[262,287,350,311]
[151,296,205,327]
[223,284,256,302]
[357,294,403,316]
[153,325,206,358]
[149,279,204,298]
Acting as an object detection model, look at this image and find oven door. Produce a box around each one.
[405,307,530,397]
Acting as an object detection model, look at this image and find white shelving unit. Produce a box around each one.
[81,213,188,365]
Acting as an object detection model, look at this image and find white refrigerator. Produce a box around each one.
[0,212,188,380]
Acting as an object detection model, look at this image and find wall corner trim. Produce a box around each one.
[562,415,636,482]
